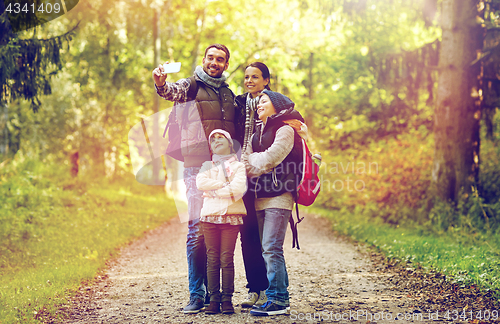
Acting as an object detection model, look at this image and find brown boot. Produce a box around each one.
[221,301,234,314]
[205,301,220,314]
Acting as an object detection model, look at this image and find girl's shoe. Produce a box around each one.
[221,301,234,314]
[204,294,210,307]
[183,298,204,314]
[205,301,220,314]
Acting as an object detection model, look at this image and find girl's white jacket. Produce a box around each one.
[196,160,247,217]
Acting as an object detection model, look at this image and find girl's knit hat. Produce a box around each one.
[208,129,234,150]
[262,90,295,112]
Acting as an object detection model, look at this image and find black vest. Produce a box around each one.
[192,80,236,139]
[180,76,235,167]
[250,118,303,199]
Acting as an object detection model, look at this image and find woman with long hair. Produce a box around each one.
[234,62,271,308]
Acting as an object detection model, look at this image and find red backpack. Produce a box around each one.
[296,138,321,206]
[289,137,321,250]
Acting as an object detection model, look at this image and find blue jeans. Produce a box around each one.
[184,167,207,301]
[256,208,291,306]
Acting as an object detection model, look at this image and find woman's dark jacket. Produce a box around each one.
[234,93,260,148]
[250,107,304,199]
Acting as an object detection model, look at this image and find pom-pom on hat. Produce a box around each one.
[262,90,295,113]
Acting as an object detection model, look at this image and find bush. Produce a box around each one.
[0,153,69,266]
[316,125,433,224]
[0,153,178,323]
[425,189,500,236]
[315,118,500,234]
[478,138,500,204]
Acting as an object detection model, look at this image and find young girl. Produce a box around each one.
[243,90,304,316]
[196,129,247,314]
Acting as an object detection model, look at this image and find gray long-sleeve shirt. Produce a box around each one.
[242,125,295,211]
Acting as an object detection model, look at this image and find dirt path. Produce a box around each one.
[61,214,485,323]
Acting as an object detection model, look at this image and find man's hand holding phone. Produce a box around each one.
[152,62,181,87]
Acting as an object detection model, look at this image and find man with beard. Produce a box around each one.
[153,44,237,314]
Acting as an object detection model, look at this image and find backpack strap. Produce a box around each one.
[186,75,199,101]
[162,77,198,154]
[289,203,303,250]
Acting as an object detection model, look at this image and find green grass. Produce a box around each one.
[0,156,179,323]
[308,205,500,302]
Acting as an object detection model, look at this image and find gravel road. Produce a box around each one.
[60,213,492,324]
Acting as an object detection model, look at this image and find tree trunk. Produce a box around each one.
[190,2,207,74]
[94,134,106,177]
[308,52,314,100]
[0,101,8,157]
[432,0,483,202]
[153,7,161,183]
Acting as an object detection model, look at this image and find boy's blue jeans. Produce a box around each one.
[184,166,207,301]
[256,208,291,307]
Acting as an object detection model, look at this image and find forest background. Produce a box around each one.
[1,0,500,322]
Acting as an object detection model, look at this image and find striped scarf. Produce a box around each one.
[242,95,262,153]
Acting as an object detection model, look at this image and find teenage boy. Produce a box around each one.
[152,44,236,314]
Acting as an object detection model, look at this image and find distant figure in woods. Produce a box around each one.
[243,90,306,316]
[196,129,247,314]
[152,44,236,314]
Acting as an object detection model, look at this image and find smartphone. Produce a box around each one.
[162,62,181,74]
